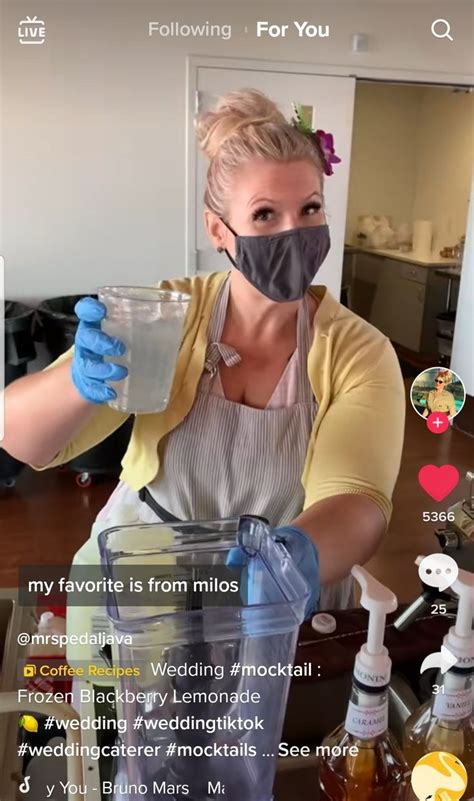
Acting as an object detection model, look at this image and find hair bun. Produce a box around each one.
[195,88,287,160]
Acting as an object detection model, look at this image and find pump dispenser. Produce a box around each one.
[440,561,474,668]
[319,566,409,800]
[403,562,474,796]
[352,565,398,690]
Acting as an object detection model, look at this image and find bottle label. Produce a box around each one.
[345,699,388,739]
[433,688,473,721]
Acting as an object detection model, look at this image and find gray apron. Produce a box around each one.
[146,275,353,609]
[98,276,353,608]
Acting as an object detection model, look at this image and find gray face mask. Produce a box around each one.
[219,218,331,303]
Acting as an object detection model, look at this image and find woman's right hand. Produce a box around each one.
[71,297,128,404]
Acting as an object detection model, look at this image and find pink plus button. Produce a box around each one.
[426,412,449,434]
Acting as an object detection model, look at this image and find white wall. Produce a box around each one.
[451,177,474,396]
[345,83,422,242]
[346,85,473,245]
[2,0,473,302]
[412,87,474,251]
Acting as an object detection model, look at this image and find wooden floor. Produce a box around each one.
[0,384,472,602]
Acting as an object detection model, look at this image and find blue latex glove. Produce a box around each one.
[71,297,128,404]
[273,526,320,619]
[227,525,320,620]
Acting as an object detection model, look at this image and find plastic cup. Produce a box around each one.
[98,286,190,414]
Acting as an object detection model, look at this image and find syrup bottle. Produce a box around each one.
[319,565,409,800]
[403,561,474,798]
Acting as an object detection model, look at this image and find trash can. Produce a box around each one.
[1,302,36,487]
[436,311,456,364]
[36,295,133,487]
[36,295,94,361]
[436,310,456,339]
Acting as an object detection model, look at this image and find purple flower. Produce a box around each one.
[315,130,342,176]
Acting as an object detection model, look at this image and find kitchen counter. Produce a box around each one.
[345,243,458,268]
[342,246,457,354]
[435,266,462,280]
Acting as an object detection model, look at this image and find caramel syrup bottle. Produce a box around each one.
[404,562,474,799]
[319,684,409,800]
[319,566,409,800]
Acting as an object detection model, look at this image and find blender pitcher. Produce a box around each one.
[98,516,309,801]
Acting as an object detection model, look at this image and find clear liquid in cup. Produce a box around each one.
[99,287,190,414]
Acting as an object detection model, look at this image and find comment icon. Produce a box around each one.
[416,553,459,592]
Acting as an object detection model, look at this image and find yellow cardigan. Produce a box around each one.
[36,271,405,524]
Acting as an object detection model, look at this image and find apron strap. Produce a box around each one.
[138,487,220,535]
[200,275,232,389]
[138,487,270,537]
[138,486,182,523]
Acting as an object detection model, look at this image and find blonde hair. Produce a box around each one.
[437,369,453,385]
[195,88,324,216]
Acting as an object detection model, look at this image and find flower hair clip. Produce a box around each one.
[291,103,341,176]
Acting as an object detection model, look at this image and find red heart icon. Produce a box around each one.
[418,464,460,502]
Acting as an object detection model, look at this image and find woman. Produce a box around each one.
[422,369,456,418]
[3,89,405,611]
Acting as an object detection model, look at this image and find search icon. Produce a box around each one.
[431,18,454,41]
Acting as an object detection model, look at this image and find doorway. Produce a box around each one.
[344,80,473,369]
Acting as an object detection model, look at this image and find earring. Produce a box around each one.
[217,246,224,253]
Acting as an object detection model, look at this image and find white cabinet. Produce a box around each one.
[350,253,447,355]
[370,258,426,351]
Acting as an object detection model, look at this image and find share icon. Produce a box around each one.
[420,644,458,675]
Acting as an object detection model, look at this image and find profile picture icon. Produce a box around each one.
[411,751,468,801]
[410,367,465,420]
